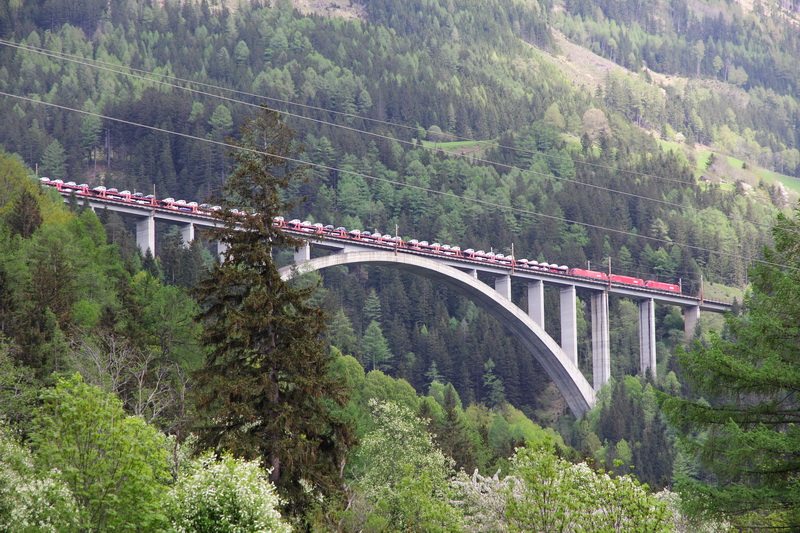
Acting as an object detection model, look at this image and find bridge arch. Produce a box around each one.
[279,251,595,416]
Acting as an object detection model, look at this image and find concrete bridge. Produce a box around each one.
[61,192,226,255]
[57,188,730,416]
[280,240,729,417]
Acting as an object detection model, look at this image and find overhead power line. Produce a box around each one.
[0,41,708,187]
[1,89,787,275]
[0,38,783,236]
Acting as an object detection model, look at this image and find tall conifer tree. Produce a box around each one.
[661,210,800,528]
[192,109,354,520]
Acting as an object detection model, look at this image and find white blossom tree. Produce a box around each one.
[0,423,79,532]
[165,452,291,533]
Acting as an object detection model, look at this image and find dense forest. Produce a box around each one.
[0,0,798,529]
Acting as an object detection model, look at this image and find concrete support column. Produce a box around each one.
[684,305,700,343]
[136,213,155,256]
[560,285,578,367]
[216,241,228,261]
[591,291,610,391]
[180,223,195,247]
[527,280,545,327]
[465,269,478,278]
[495,275,511,301]
[294,242,311,263]
[639,298,657,376]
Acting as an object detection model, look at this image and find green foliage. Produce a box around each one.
[0,149,30,211]
[31,374,171,531]
[347,400,463,532]
[165,452,291,533]
[661,209,800,529]
[359,370,420,415]
[192,110,355,519]
[128,271,202,363]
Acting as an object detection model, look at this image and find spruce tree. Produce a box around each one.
[363,288,382,325]
[661,209,800,528]
[192,109,354,521]
[7,188,42,239]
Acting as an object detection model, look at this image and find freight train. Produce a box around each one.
[40,177,681,294]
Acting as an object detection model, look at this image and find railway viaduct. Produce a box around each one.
[279,241,729,417]
[61,191,730,416]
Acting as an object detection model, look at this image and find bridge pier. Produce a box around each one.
[180,222,195,247]
[217,241,228,261]
[136,213,156,256]
[495,274,511,300]
[294,242,311,263]
[527,280,544,327]
[639,298,657,376]
[591,291,610,390]
[560,285,578,366]
[684,305,700,343]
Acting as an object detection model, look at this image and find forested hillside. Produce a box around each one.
[0,0,798,527]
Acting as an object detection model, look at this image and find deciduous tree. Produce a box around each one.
[347,400,463,532]
[31,374,171,531]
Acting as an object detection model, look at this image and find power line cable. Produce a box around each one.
[1,37,692,185]
[0,41,718,188]
[0,38,783,234]
[2,89,789,273]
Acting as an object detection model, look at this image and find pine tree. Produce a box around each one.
[192,109,355,520]
[434,384,478,472]
[40,139,66,180]
[141,249,162,280]
[327,308,359,357]
[483,358,506,408]
[363,288,382,325]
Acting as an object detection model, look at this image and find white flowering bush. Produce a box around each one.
[165,451,291,533]
[505,442,673,532]
[451,469,511,532]
[0,424,79,532]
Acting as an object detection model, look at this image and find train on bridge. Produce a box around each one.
[40,177,681,294]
